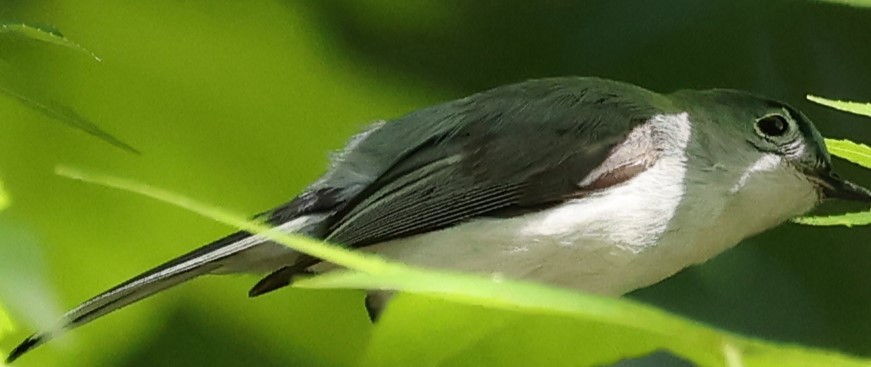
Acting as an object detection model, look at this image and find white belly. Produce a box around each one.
[361,154,695,296]
[356,163,818,297]
[363,218,654,296]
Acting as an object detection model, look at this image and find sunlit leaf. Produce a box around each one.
[297,271,869,367]
[54,165,871,367]
[793,211,871,227]
[0,22,100,62]
[807,95,871,118]
[823,138,871,169]
[360,294,672,367]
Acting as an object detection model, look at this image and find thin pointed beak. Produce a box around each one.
[811,172,871,202]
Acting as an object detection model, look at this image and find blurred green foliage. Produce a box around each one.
[0,305,10,367]
[0,179,8,212]
[1,1,871,366]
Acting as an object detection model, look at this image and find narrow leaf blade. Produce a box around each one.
[0,22,101,62]
[824,138,871,169]
[793,211,871,227]
[812,0,871,8]
[1,22,136,153]
[808,95,871,118]
[0,85,139,154]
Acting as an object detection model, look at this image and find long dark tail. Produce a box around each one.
[6,231,268,363]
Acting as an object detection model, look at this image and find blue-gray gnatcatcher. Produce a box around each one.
[7,77,871,362]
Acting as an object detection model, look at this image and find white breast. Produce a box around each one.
[363,113,696,295]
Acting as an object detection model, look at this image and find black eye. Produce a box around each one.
[756,115,790,137]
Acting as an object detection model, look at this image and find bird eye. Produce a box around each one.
[756,114,790,138]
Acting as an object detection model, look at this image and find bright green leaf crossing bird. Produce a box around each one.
[7,77,871,363]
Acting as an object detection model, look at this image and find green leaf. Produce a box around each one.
[0,22,101,62]
[0,21,138,153]
[360,294,668,367]
[296,271,870,367]
[0,84,140,154]
[794,137,871,226]
[54,165,871,367]
[824,139,871,169]
[812,0,871,7]
[794,97,871,227]
[793,211,871,227]
[807,95,871,118]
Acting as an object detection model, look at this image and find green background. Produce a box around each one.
[1,1,870,366]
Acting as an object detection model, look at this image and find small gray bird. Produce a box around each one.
[7,77,871,362]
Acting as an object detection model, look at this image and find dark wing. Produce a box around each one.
[326,114,626,246]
